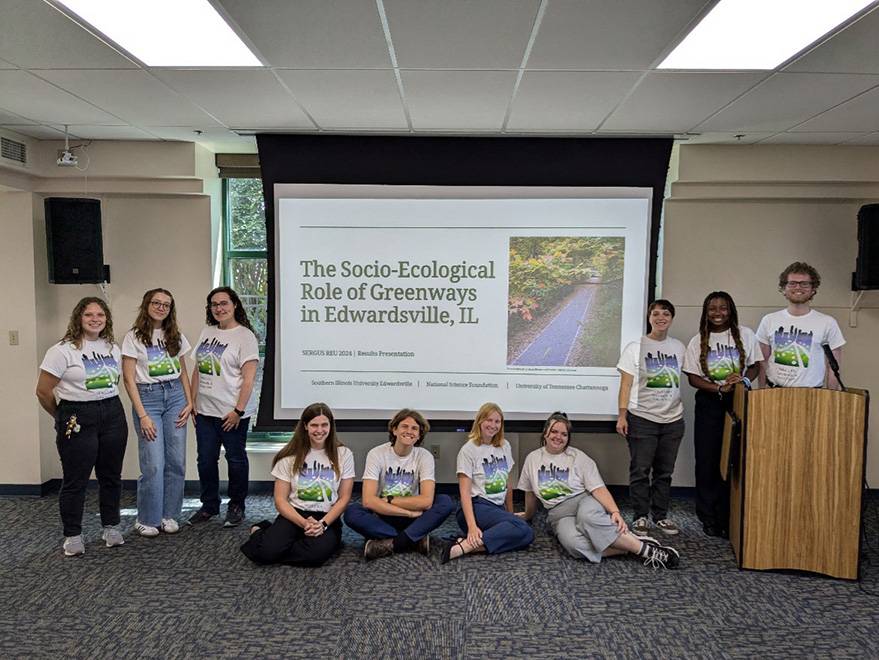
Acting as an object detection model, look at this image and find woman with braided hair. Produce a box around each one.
[682,291,761,538]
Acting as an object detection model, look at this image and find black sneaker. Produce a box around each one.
[642,542,680,569]
[187,508,216,525]
[224,504,244,528]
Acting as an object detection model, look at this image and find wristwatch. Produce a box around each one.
[233,407,245,417]
[386,495,394,504]
[320,520,328,530]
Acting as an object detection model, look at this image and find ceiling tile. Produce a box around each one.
[603,72,765,132]
[793,85,879,132]
[0,0,136,69]
[528,0,707,70]
[697,73,879,132]
[64,125,158,140]
[35,70,223,127]
[146,126,256,152]
[761,131,870,144]
[276,70,405,129]
[218,0,390,68]
[786,7,879,74]
[0,70,123,124]
[401,70,516,130]
[152,70,313,129]
[384,0,538,69]
[682,132,774,145]
[0,124,67,139]
[507,71,640,131]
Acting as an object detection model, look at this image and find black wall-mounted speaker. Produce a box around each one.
[854,204,879,290]
[45,197,107,284]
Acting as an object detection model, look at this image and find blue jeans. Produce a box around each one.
[133,380,187,527]
[194,413,249,514]
[344,494,454,541]
[456,497,534,554]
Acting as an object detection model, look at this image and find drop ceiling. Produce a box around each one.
[1,0,878,153]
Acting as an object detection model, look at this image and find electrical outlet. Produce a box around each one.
[8,330,18,346]
[430,444,440,460]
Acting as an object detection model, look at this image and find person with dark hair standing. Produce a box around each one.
[241,403,354,567]
[35,297,128,556]
[189,286,259,528]
[122,288,193,536]
[683,292,761,538]
[616,300,686,538]
[344,409,454,560]
[756,262,845,390]
[519,412,679,568]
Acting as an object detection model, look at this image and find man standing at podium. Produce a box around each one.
[756,262,845,390]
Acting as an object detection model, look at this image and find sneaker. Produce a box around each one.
[416,535,430,556]
[631,517,650,537]
[187,509,216,525]
[655,519,680,536]
[134,521,160,537]
[642,542,680,569]
[364,538,394,561]
[63,535,85,557]
[224,504,244,528]
[161,518,180,534]
[102,526,125,547]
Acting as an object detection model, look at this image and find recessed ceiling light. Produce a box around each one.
[54,0,261,67]
[659,0,874,70]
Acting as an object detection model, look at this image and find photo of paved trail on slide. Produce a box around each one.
[506,236,625,369]
[512,284,598,366]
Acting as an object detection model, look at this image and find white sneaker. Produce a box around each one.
[161,518,180,534]
[102,526,125,547]
[134,521,160,537]
[63,535,85,557]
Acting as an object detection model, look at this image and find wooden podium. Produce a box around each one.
[722,385,869,580]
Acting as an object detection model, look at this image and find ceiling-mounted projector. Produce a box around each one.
[57,150,78,167]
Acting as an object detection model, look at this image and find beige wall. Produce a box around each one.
[1,140,877,490]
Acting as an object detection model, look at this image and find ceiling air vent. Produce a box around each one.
[1,136,27,165]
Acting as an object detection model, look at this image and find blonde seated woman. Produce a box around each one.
[518,412,680,569]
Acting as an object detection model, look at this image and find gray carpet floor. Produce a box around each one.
[1,491,878,659]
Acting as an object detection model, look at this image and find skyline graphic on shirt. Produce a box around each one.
[706,342,741,381]
[537,461,573,500]
[644,351,681,388]
[196,337,228,376]
[82,351,119,390]
[297,460,336,502]
[483,454,510,495]
[772,325,812,368]
[381,466,416,497]
[146,339,182,377]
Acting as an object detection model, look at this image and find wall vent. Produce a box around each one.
[1,136,27,165]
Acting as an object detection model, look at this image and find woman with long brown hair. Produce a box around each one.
[35,297,128,556]
[240,403,354,567]
[121,288,193,536]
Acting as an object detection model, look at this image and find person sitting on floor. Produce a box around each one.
[344,409,454,560]
[240,402,353,567]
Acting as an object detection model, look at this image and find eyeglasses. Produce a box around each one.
[210,300,232,309]
[784,281,814,289]
[149,300,172,310]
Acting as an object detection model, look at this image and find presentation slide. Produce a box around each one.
[274,185,651,421]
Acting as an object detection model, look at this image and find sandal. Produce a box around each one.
[441,538,466,564]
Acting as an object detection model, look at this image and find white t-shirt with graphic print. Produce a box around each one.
[755,309,845,388]
[40,339,121,401]
[517,446,605,509]
[122,329,191,384]
[617,336,686,424]
[456,439,514,506]
[271,446,356,513]
[193,325,259,418]
[362,444,435,497]
[683,326,762,384]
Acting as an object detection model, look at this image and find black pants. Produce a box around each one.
[693,390,731,530]
[55,396,128,536]
[240,510,342,567]
[626,412,684,521]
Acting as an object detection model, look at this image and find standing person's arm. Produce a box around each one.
[122,356,156,440]
[176,359,194,427]
[190,365,199,425]
[35,371,61,417]
[758,343,771,388]
[616,371,633,436]
[221,358,257,432]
